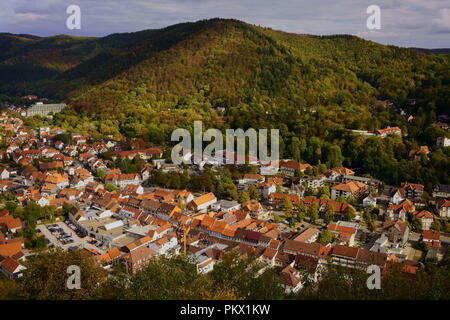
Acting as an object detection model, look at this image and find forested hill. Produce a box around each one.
[1,18,448,118]
[1,18,449,187]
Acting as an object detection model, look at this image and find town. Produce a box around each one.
[0,108,448,295]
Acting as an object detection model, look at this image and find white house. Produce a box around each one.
[413,210,434,230]
[0,257,26,280]
[0,168,10,180]
[148,234,178,256]
[189,192,217,212]
[362,193,377,208]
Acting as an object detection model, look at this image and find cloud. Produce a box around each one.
[0,0,448,48]
[432,8,450,33]
[16,12,49,20]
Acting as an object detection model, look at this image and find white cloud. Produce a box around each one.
[0,0,448,48]
[432,8,450,33]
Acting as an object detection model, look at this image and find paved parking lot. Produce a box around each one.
[37,221,106,254]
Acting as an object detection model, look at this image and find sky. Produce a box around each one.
[1,0,449,48]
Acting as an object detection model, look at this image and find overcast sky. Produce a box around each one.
[1,0,449,48]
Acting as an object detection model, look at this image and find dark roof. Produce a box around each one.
[246,230,263,242]
[434,184,450,193]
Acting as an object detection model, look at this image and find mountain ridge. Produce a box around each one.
[0,18,448,119]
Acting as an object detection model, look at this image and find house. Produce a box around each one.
[0,238,24,257]
[331,181,366,200]
[327,223,357,246]
[386,199,414,220]
[293,228,319,243]
[422,230,441,248]
[432,184,450,199]
[268,193,301,207]
[362,193,377,208]
[341,175,380,188]
[57,188,84,201]
[256,181,277,199]
[323,167,355,182]
[436,136,450,148]
[294,255,324,284]
[158,163,180,173]
[238,173,265,187]
[436,199,450,218]
[279,160,312,176]
[400,182,424,199]
[280,265,303,293]
[301,196,355,216]
[382,220,410,244]
[376,127,402,137]
[140,167,152,181]
[211,200,241,212]
[331,245,388,270]
[124,245,156,274]
[282,241,331,260]
[387,187,405,205]
[44,172,69,189]
[41,183,58,195]
[0,211,22,233]
[299,175,326,189]
[29,195,50,207]
[0,168,10,180]
[0,256,26,279]
[408,146,430,161]
[412,210,434,230]
[189,193,217,212]
[242,200,267,220]
[148,234,178,256]
[119,206,142,219]
[96,247,123,265]
[123,184,144,195]
[106,173,141,188]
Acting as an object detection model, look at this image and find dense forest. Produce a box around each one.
[1,18,449,188]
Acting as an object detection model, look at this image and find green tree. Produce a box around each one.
[105,183,118,192]
[296,202,308,222]
[290,137,302,162]
[343,206,356,221]
[411,219,423,232]
[248,185,260,200]
[283,196,294,218]
[318,230,334,244]
[430,221,441,231]
[309,202,319,223]
[324,204,335,223]
[239,191,250,205]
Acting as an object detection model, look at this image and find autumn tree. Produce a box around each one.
[20,249,107,299]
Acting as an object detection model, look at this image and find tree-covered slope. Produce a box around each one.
[1,18,448,117]
[1,19,449,187]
